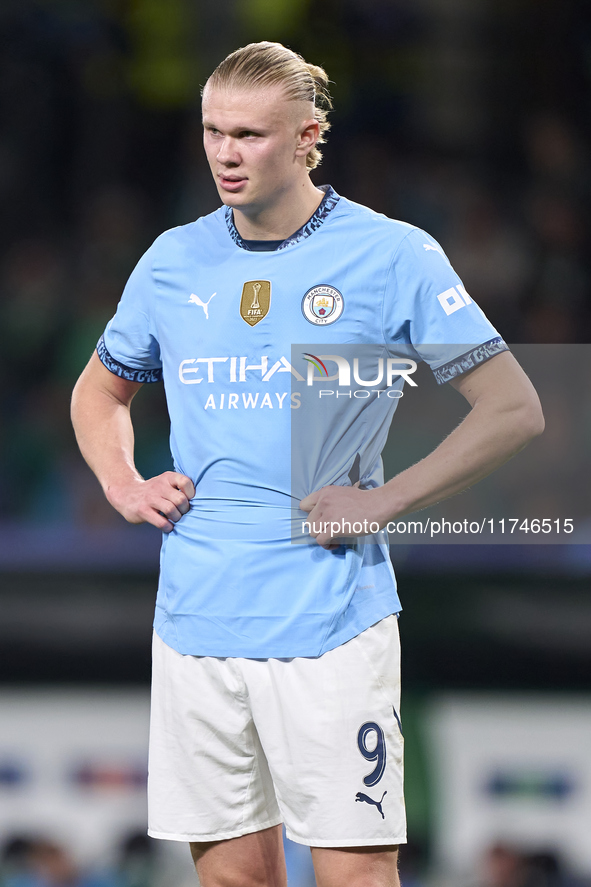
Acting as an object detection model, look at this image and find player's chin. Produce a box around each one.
[216,186,248,207]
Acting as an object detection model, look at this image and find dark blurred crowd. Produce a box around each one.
[0,834,159,887]
[4,835,589,887]
[478,842,591,887]
[1,0,590,524]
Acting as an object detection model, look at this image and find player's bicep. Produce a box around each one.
[74,351,144,408]
[449,351,543,427]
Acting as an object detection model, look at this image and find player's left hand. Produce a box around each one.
[300,485,387,549]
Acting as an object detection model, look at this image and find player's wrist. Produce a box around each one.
[103,471,145,510]
[371,482,408,527]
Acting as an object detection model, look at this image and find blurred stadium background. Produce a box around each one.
[0,0,590,884]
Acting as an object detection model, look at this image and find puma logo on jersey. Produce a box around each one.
[189,292,216,319]
[423,242,453,268]
[355,791,387,819]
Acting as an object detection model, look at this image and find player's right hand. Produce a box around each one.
[106,471,195,533]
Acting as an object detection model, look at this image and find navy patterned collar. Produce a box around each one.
[225,185,340,251]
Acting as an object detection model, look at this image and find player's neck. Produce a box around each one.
[232,180,324,242]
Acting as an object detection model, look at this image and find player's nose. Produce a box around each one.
[217,136,240,165]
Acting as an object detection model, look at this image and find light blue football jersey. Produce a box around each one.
[99,186,507,657]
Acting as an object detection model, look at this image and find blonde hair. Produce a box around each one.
[204,42,332,170]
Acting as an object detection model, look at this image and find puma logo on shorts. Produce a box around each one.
[355,790,387,819]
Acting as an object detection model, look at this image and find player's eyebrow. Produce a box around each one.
[202,118,266,136]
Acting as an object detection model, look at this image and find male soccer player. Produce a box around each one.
[71,42,544,887]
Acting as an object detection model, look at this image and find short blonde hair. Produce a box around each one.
[204,42,332,170]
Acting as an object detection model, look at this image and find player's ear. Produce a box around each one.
[295,118,320,157]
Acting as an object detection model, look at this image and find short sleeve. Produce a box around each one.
[97,244,163,383]
[384,227,509,383]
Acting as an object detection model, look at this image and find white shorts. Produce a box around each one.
[147,616,406,847]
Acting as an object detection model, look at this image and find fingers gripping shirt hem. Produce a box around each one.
[96,335,163,383]
[147,817,284,843]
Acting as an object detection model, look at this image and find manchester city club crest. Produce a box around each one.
[302,284,344,325]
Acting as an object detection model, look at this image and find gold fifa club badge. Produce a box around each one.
[240,280,271,326]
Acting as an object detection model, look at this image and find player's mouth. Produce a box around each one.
[219,175,247,192]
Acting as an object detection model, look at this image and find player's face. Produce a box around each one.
[202,84,317,215]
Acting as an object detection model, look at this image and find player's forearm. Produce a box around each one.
[71,355,144,502]
[71,381,141,498]
[374,393,544,522]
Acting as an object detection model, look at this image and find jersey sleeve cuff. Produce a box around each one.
[432,337,509,384]
[96,334,163,383]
